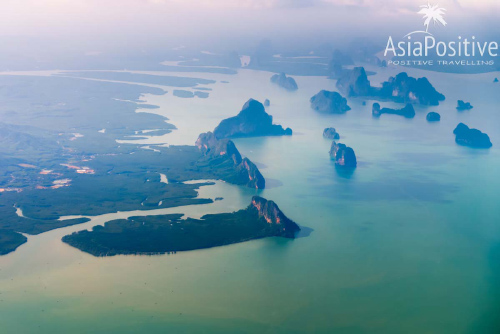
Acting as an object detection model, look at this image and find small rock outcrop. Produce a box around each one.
[270,73,298,91]
[323,127,340,140]
[310,90,351,114]
[213,99,292,139]
[329,142,357,168]
[264,99,270,107]
[456,100,473,110]
[250,196,301,238]
[196,132,266,188]
[336,67,372,97]
[372,103,415,118]
[453,123,492,148]
[426,112,441,122]
[494,78,498,83]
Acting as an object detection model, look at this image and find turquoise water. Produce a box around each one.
[0,66,499,333]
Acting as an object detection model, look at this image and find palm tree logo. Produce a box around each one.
[418,3,447,33]
[404,3,447,37]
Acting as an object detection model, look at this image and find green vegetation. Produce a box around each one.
[0,230,27,255]
[62,196,300,256]
[0,74,264,255]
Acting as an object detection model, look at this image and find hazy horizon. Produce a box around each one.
[1,0,499,63]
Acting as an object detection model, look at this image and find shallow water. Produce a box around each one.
[0,65,499,333]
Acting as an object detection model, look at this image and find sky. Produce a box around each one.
[0,0,498,57]
[1,0,497,34]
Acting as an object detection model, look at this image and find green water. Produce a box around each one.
[0,66,499,333]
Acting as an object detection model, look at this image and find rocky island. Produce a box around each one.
[196,131,265,189]
[379,72,445,106]
[310,90,351,114]
[323,127,340,140]
[426,112,441,122]
[329,142,357,168]
[336,67,445,106]
[270,73,298,91]
[372,103,415,118]
[62,196,301,256]
[456,100,473,110]
[336,67,373,97]
[213,99,292,139]
[453,123,492,148]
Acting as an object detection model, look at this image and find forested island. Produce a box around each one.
[62,196,301,256]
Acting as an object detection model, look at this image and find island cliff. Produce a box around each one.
[329,141,357,168]
[196,131,265,189]
[270,73,298,91]
[310,90,351,114]
[250,196,300,238]
[213,99,292,139]
[453,123,492,148]
[62,196,301,256]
